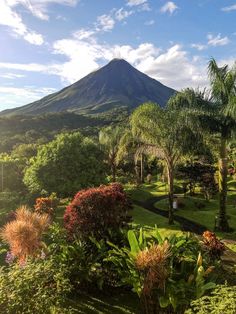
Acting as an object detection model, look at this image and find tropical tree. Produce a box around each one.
[130,103,199,224]
[169,59,236,231]
[24,132,106,197]
[117,128,145,184]
[99,125,124,182]
[0,154,26,192]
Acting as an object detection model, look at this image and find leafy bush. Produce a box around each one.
[0,258,72,314]
[24,132,107,197]
[185,284,236,314]
[64,183,132,239]
[34,194,59,217]
[47,223,123,291]
[202,231,225,260]
[0,192,21,211]
[1,206,49,263]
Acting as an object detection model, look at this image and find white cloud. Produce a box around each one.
[0,73,25,79]
[73,29,95,40]
[136,45,208,90]
[0,36,211,91]
[0,0,44,44]
[0,0,79,44]
[126,0,147,6]
[138,2,151,11]
[9,0,78,21]
[0,86,57,110]
[115,8,133,21]
[160,1,178,15]
[191,33,230,50]
[50,35,208,90]
[0,62,49,72]
[191,43,207,51]
[145,20,155,26]
[52,38,102,82]
[96,14,115,32]
[221,4,236,12]
[207,33,230,46]
[23,31,44,45]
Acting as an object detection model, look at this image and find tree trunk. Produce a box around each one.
[110,152,117,182]
[167,160,174,225]
[134,159,140,186]
[140,154,144,183]
[217,137,230,231]
[111,162,116,182]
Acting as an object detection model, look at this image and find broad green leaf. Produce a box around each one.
[159,296,170,308]
[128,230,140,255]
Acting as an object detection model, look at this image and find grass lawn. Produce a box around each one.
[125,182,167,201]
[132,204,182,238]
[155,195,236,240]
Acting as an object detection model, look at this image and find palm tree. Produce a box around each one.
[130,103,198,224]
[99,125,123,182]
[169,59,236,231]
[117,128,149,184]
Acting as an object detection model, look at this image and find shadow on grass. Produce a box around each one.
[66,291,140,314]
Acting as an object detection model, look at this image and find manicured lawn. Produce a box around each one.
[132,204,182,238]
[125,182,167,201]
[155,195,236,240]
[125,180,183,202]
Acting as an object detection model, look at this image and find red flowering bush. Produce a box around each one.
[64,183,132,239]
[202,231,225,259]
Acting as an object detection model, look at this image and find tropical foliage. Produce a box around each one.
[64,183,132,239]
[107,228,217,313]
[99,125,124,181]
[169,59,236,231]
[24,132,106,197]
[130,103,200,224]
[0,258,72,314]
[0,58,235,313]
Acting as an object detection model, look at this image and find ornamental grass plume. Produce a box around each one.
[135,241,171,294]
[1,206,49,263]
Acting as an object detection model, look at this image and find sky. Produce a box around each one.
[0,0,235,111]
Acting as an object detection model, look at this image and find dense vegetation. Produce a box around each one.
[0,58,235,313]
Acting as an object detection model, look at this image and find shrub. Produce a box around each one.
[47,223,124,291]
[0,192,21,211]
[34,194,59,217]
[1,206,49,263]
[202,231,225,260]
[24,132,107,197]
[185,284,236,314]
[0,258,72,314]
[64,183,132,239]
[107,228,216,314]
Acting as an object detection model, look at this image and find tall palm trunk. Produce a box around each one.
[217,137,229,231]
[166,159,174,225]
[110,151,116,182]
[140,153,144,183]
[111,163,116,182]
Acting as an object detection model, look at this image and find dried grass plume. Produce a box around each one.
[1,206,49,263]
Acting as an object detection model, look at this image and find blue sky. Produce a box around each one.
[0,0,235,110]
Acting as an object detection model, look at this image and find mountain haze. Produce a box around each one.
[1,59,176,116]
